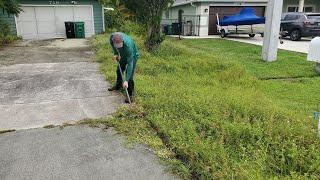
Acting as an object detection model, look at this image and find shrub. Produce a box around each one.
[104,20,147,38]
[0,34,20,45]
[104,9,124,30]
[119,20,147,37]
[0,19,11,36]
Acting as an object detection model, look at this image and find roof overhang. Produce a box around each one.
[172,0,197,7]
[172,0,268,7]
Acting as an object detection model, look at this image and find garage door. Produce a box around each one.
[208,6,265,35]
[16,6,94,39]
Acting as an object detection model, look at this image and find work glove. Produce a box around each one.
[112,55,120,61]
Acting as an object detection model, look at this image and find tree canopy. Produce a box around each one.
[0,0,21,15]
[123,0,173,51]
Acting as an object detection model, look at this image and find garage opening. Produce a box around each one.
[208,6,265,35]
[16,6,94,39]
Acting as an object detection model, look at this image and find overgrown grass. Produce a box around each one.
[0,34,20,46]
[91,34,320,179]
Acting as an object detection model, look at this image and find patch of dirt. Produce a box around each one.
[260,76,317,82]
[47,39,90,49]
[0,39,95,66]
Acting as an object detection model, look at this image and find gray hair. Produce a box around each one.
[112,32,123,43]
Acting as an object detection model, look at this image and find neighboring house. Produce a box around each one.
[0,0,105,39]
[163,0,320,36]
[284,0,320,13]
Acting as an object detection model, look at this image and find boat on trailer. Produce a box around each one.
[216,7,266,38]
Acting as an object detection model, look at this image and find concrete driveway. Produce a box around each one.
[0,39,122,130]
[173,35,311,54]
[224,35,310,54]
[0,125,176,180]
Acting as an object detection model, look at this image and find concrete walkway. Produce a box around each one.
[224,35,310,54]
[0,126,176,180]
[170,35,311,54]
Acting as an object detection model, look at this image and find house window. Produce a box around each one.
[288,6,298,12]
[287,6,314,13]
[304,7,313,12]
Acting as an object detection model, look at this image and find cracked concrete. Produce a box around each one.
[0,40,122,130]
[0,126,177,180]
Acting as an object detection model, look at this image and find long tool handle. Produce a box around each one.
[117,63,132,104]
[116,49,132,104]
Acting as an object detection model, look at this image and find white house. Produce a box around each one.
[163,0,320,37]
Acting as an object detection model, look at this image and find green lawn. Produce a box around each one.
[91,34,320,179]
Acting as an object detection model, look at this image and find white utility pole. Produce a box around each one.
[262,0,284,62]
[298,0,305,12]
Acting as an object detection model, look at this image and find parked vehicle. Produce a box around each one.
[281,13,320,41]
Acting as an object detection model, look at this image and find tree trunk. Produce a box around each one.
[145,20,163,51]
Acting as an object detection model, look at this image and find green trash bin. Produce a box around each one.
[74,22,85,38]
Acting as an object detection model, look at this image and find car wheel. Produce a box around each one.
[220,29,227,38]
[249,34,256,38]
[290,29,301,41]
[260,33,264,37]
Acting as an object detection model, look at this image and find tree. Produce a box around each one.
[123,0,173,51]
[0,0,21,15]
[99,0,133,19]
[0,0,21,37]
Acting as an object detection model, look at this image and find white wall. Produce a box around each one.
[162,4,198,35]
[197,3,209,36]
[164,4,197,20]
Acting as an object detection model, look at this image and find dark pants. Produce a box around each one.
[115,60,137,97]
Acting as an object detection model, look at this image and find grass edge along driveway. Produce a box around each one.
[91,34,320,179]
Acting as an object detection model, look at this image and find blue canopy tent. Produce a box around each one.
[218,7,265,26]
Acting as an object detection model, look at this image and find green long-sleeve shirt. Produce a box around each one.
[109,32,139,81]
